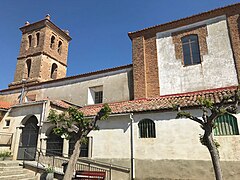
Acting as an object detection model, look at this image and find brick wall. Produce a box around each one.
[10,18,70,88]
[132,35,160,99]
[227,13,240,83]
[172,25,208,64]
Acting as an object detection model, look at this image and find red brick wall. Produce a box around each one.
[132,35,160,99]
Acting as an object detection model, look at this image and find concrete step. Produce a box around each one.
[0,165,23,171]
[0,168,31,176]
[0,160,37,180]
[0,160,20,167]
[0,172,36,180]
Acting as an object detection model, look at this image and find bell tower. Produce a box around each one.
[9,15,72,88]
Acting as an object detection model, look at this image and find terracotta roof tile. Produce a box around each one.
[52,86,237,116]
[82,86,237,116]
[0,101,11,110]
[128,3,240,39]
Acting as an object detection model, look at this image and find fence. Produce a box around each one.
[24,148,130,180]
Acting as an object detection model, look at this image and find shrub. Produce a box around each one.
[0,151,11,160]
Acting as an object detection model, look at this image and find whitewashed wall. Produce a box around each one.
[156,17,238,96]
[89,115,131,159]
[89,110,240,161]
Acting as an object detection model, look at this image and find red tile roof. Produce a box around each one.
[50,99,80,109]
[51,86,237,116]
[0,101,11,110]
[128,3,240,39]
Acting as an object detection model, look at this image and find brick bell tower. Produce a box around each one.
[9,15,72,88]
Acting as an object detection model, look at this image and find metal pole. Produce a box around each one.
[130,113,135,180]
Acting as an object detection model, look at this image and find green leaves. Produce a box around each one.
[47,104,111,139]
[98,104,111,120]
[198,98,213,108]
[176,111,191,119]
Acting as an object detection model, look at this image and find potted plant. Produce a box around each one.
[45,164,54,180]
[0,151,12,161]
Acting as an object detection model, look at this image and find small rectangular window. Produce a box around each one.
[88,86,103,105]
[5,120,10,127]
[95,91,103,104]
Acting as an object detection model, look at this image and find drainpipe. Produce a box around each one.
[130,113,135,180]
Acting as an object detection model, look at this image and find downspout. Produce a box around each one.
[130,113,135,180]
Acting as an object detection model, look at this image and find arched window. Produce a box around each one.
[46,131,63,156]
[28,35,32,48]
[25,59,31,78]
[36,33,40,46]
[50,35,55,49]
[57,41,62,54]
[138,119,156,138]
[69,137,89,157]
[50,63,58,79]
[214,114,239,136]
[181,35,201,66]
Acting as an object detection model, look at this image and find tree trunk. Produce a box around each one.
[204,126,223,180]
[63,136,82,180]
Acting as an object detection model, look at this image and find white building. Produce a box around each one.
[0,3,240,179]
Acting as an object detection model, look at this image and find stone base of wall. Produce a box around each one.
[135,159,240,180]
[94,158,240,180]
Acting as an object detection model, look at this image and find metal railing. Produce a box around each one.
[23,148,130,180]
[0,132,13,145]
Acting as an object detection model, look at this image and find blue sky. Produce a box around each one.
[0,0,239,90]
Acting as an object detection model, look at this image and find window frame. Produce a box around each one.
[214,113,239,136]
[88,86,103,105]
[181,34,201,66]
[138,119,156,138]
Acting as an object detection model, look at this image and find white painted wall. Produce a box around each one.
[89,115,131,159]
[0,68,132,106]
[89,110,240,161]
[157,18,238,95]
[134,111,240,161]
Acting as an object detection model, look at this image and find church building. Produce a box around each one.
[0,3,240,180]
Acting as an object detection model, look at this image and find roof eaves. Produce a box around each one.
[0,64,133,93]
[128,3,240,39]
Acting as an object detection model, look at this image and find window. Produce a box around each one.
[26,59,31,78]
[69,137,89,157]
[5,120,10,127]
[138,119,156,138]
[50,63,58,79]
[46,131,63,156]
[181,35,201,66]
[214,114,239,136]
[36,33,40,46]
[28,35,32,48]
[50,35,55,49]
[95,91,103,104]
[57,41,62,54]
[88,86,103,105]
